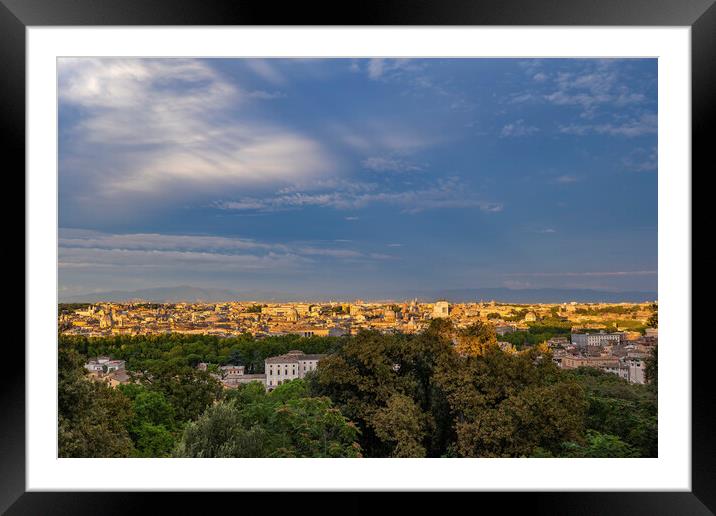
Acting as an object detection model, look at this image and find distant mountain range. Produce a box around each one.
[60,285,657,304]
[61,286,246,303]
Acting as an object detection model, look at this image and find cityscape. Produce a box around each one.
[58,57,658,459]
[62,299,657,390]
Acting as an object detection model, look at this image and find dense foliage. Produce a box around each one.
[574,305,641,316]
[58,322,657,458]
[563,366,657,457]
[497,319,572,349]
[60,333,342,374]
[58,303,91,314]
[174,381,361,457]
[307,320,593,457]
[58,348,134,457]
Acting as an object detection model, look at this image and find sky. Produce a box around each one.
[58,58,657,299]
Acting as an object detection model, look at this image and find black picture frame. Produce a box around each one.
[4,0,711,513]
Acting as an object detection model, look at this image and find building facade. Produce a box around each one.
[571,332,624,348]
[265,350,326,390]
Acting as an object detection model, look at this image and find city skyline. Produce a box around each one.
[58,58,658,299]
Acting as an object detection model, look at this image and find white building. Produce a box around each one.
[265,350,326,390]
[571,332,624,348]
[202,351,327,390]
[84,356,125,373]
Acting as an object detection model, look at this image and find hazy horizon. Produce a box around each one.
[59,58,657,298]
[58,284,658,305]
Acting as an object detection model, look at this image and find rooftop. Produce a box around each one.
[265,351,327,364]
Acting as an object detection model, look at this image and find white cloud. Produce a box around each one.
[364,59,420,80]
[622,147,657,172]
[512,60,652,121]
[244,59,286,85]
[214,177,503,214]
[58,228,393,273]
[500,119,539,138]
[361,156,425,173]
[508,92,536,104]
[554,174,580,184]
[328,119,440,154]
[59,229,279,253]
[505,270,657,277]
[59,246,308,272]
[248,90,286,100]
[559,113,657,138]
[59,58,334,199]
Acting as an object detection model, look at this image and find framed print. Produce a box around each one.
[5,0,713,513]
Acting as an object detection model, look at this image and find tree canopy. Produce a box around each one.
[58,346,134,457]
[58,323,657,458]
[174,380,361,458]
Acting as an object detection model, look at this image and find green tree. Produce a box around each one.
[58,347,134,457]
[122,389,177,457]
[454,321,498,356]
[271,396,361,457]
[137,363,222,423]
[369,394,427,457]
[434,346,586,457]
[566,367,657,457]
[309,327,452,457]
[560,430,640,458]
[132,390,176,429]
[174,400,269,457]
[131,422,175,457]
[174,380,361,458]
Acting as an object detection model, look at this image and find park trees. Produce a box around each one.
[174,380,361,458]
[134,362,223,423]
[59,324,656,459]
[309,323,456,457]
[119,385,177,457]
[369,394,427,457]
[434,345,586,457]
[58,346,134,457]
[453,320,498,356]
[566,367,657,457]
[311,321,588,458]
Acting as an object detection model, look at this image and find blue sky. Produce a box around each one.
[58,58,657,298]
